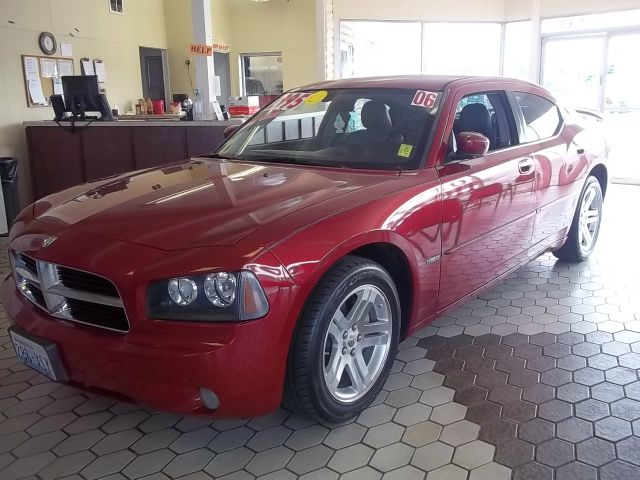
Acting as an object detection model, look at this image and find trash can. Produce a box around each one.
[0,157,19,228]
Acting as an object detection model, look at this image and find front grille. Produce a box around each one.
[58,266,119,297]
[11,252,130,333]
[67,299,129,332]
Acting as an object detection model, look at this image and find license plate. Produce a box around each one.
[9,329,63,381]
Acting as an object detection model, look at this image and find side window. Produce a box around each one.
[453,91,513,152]
[514,92,562,142]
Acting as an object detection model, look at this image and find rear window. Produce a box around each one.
[514,92,562,142]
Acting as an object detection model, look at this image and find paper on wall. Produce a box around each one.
[40,58,58,78]
[61,43,73,57]
[81,59,95,75]
[211,100,224,121]
[58,59,74,77]
[24,57,46,104]
[94,61,107,83]
[53,78,63,95]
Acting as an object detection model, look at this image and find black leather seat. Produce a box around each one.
[345,100,392,145]
[455,103,495,148]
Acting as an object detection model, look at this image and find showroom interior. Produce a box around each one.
[1,0,640,479]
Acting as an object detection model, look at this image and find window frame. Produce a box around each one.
[508,91,565,145]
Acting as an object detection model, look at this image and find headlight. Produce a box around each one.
[147,271,269,322]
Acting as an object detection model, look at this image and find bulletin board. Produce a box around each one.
[21,54,76,108]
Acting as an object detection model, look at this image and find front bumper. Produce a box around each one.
[3,224,305,417]
[2,274,301,416]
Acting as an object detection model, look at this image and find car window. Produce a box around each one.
[452,91,514,152]
[513,92,562,142]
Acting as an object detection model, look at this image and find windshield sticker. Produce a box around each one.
[397,144,414,158]
[269,92,311,112]
[411,90,439,109]
[306,90,328,104]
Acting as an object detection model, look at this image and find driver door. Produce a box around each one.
[436,90,537,310]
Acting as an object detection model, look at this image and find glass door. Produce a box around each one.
[604,33,640,181]
[541,35,606,111]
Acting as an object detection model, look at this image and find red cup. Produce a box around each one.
[152,100,165,115]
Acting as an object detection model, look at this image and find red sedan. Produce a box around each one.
[4,76,608,421]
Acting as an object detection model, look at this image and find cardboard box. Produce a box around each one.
[228,96,260,117]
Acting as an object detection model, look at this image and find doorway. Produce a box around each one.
[542,32,640,182]
[213,52,232,109]
[139,47,170,110]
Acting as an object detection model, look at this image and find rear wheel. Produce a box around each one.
[285,256,400,422]
[554,175,603,262]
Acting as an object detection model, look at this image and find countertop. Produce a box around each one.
[24,119,244,127]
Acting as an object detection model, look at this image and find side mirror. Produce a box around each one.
[456,132,490,158]
[224,125,240,138]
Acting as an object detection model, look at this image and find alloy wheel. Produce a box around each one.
[322,284,393,403]
[578,182,602,256]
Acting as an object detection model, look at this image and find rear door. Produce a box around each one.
[436,89,537,310]
[508,91,582,250]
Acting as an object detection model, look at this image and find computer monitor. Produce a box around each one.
[61,75,113,120]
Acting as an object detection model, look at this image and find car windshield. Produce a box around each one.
[216,88,442,170]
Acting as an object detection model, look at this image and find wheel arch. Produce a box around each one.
[281,231,422,341]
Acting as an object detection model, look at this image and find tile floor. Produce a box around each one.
[1,184,639,480]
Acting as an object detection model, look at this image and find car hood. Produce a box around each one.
[34,159,390,250]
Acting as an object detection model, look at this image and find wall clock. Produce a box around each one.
[39,32,57,56]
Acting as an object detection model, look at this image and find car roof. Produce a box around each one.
[294,75,543,93]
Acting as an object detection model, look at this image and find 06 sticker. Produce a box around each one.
[411,90,439,109]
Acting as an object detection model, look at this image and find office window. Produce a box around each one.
[503,21,532,80]
[542,9,640,33]
[339,21,422,78]
[241,53,283,96]
[422,23,502,76]
[109,0,124,14]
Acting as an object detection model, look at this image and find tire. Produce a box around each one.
[284,255,401,422]
[554,175,603,262]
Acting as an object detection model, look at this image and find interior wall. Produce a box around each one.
[0,0,167,206]
[227,0,320,96]
[505,0,640,21]
[333,0,507,22]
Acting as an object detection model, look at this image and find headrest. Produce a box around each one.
[361,101,392,132]
[457,103,492,138]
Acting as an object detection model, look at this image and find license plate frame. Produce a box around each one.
[9,326,68,382]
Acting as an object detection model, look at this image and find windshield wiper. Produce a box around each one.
[205,153,238,160]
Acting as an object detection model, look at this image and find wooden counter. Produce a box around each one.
[24,119,242,201]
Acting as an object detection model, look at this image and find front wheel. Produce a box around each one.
[554,175,603,262]
[285,256,400,422]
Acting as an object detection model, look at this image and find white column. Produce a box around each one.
[530,0,542,83]
[192,0,215,119]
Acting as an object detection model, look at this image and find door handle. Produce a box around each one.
[518,159,534,174]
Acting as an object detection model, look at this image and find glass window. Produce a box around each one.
[514,92,562,142]
[542,9,640,34]
[503,21,532,80]
[453,92,513,151]
[241,53,283,96]
[218,88,442,170]
[339,21,422,78]
[422,23,502,76]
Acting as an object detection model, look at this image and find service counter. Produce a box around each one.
[24,119,242,200]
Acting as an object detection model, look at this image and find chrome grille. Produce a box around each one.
[11,252,130,333]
